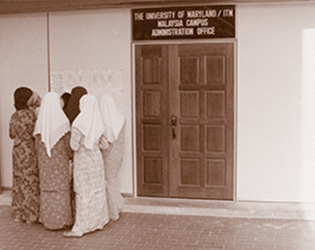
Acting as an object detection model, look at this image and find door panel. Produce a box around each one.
[136,45,169,197]
[169,43,234,200]
[136,43,234,200]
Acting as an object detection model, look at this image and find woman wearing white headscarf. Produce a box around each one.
[100,94,125,221]
[34,92,73,230]
[64,94,109,237]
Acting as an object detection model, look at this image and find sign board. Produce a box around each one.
[132,5,235,40]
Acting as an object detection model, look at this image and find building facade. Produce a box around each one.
[1,1,315,203]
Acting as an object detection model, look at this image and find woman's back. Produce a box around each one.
[35,132,72,191]
[10,109,36,146]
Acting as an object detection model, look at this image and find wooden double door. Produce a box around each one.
[136,43,234,200]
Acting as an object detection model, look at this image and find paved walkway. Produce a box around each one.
[1,204,315,250]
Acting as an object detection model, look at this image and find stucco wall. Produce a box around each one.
[0,13,49,189]
[0,9,133,194]
[2,3,315,202]
[237,3,315,202]
[49,9,133,194]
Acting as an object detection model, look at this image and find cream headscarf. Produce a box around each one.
[72,94,105,149]
[34,92,70,157]
[27,91,42,109]
[100,94,125,143]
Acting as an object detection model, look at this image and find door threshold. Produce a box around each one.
[122,196,315,221]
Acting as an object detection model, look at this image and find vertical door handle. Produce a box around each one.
[171,114,177,139]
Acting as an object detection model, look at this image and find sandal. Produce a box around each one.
[63,230,83,238]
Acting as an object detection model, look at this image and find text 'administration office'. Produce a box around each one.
[1,0,315,205]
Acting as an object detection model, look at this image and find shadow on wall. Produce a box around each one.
[299,28,315,205]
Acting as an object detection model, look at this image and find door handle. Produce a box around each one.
[171,114,177,139]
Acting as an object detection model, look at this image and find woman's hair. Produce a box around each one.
[61,92,71,110]
[64,86,88,124]
[14,87,33,110]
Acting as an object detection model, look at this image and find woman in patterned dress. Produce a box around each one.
[64,94,109,237]
[62,87,86,218]
[99,94,125,221]
[34,92,73,230]
[64,86,87,124]
[9,87,40,223]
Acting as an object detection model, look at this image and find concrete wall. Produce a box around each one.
[49,9,133,194]
[0,9,133,194]
[2,3,315,202]
[237,3,315,202]
[0,13,49,188]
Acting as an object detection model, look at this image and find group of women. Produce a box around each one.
[9,86,125,237]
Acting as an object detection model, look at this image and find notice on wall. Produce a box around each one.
[132,5,235,40]
[50,69,126,115]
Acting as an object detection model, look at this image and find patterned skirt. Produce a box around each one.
[39,190,73,230]
[12,143,40,223]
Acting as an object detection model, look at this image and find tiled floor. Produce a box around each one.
[1,204,315,250]
[1,190,315,250]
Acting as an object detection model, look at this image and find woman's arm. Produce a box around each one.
[9,117,15,139]
[99,134,109,150]
[70,127,81,151]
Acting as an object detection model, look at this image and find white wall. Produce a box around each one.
[49,9,133,194]
[3,3,315,202]
[0,9,133,195]
[0,13,49,188]
[238,3,315,202]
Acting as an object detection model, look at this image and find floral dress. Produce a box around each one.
[35,132,73,230]
[9,108,39,223]
[70,127,109,236]
[101,122,125,221]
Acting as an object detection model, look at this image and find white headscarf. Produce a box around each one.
[34,92,70,157]
[100,94,125,143]
[72,94,105,149]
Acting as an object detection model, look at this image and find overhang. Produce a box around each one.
[0,0,311,15]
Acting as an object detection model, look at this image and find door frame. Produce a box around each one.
[131,39,238,201]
